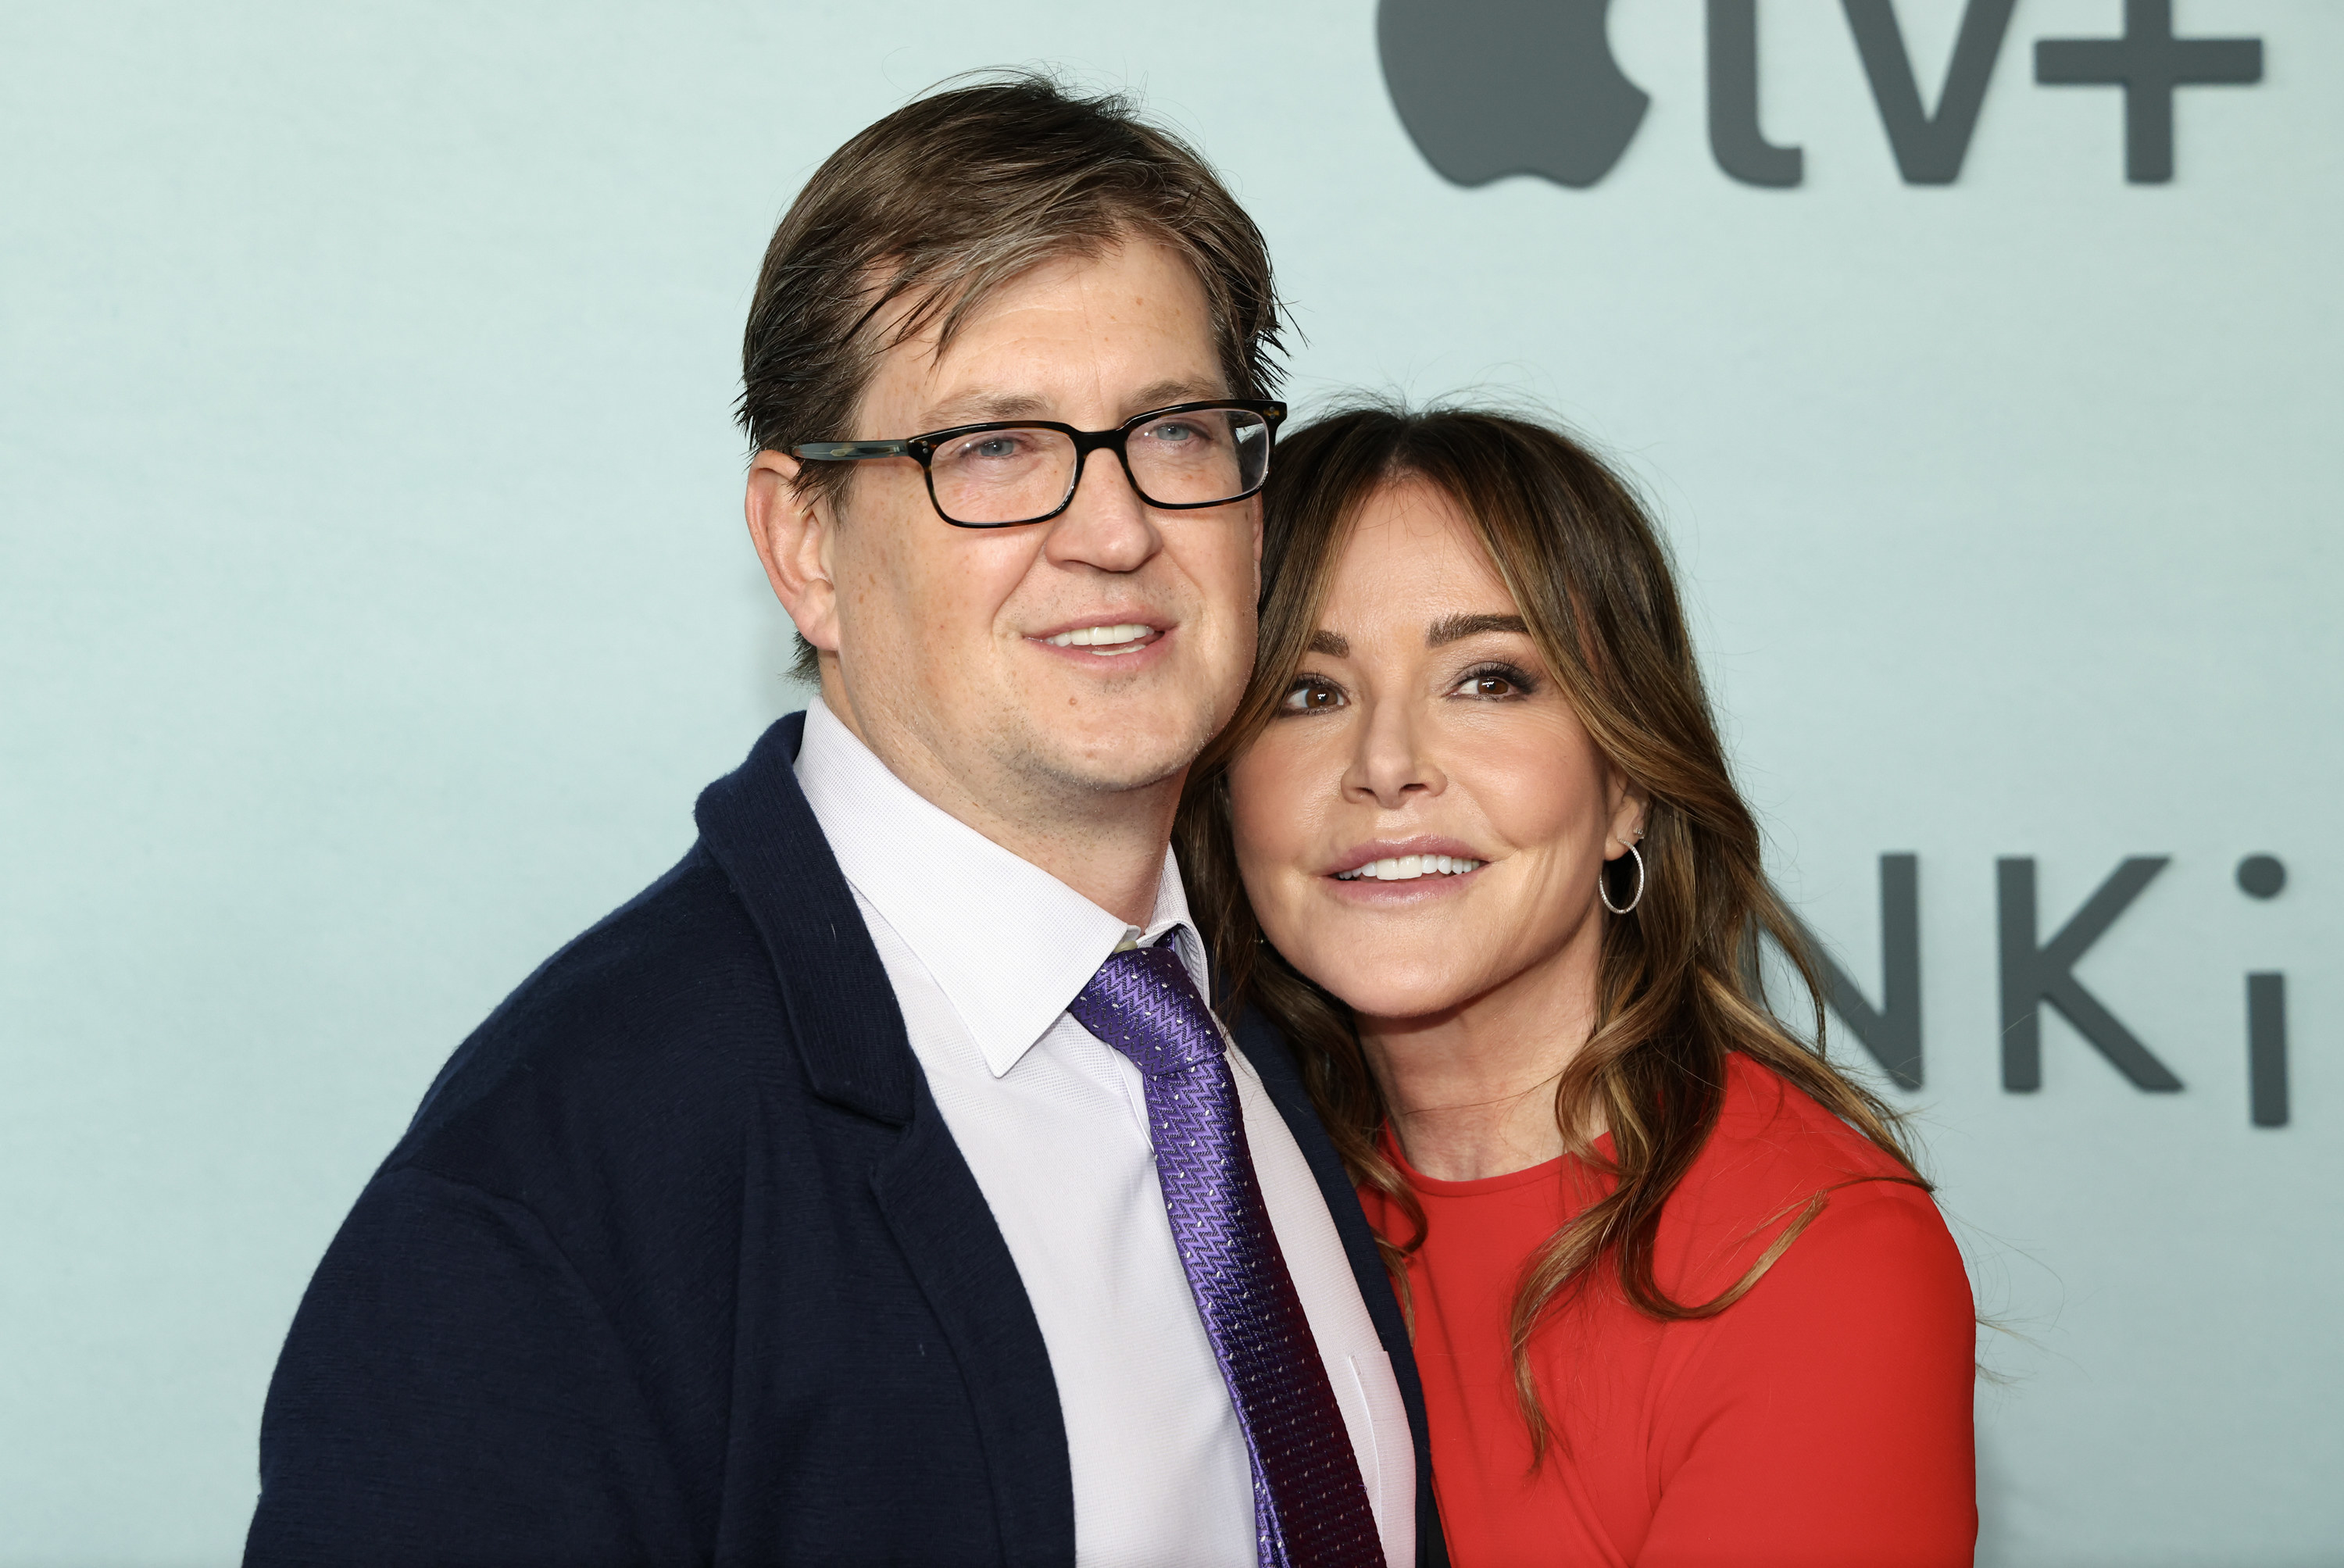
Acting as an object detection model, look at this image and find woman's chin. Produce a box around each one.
[1277,949,1476,1025]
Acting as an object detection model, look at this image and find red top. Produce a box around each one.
[1361,1053,1975,1567]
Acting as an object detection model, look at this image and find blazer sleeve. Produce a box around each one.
[1636,1183,1978,1568]
[245,1164,698,1567]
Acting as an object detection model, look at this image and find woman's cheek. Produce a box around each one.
[1471,723,1601,851]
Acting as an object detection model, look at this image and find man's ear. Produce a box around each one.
[744,451,841,659]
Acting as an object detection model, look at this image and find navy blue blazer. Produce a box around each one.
[248,713,1445,1566]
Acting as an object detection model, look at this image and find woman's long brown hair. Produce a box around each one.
[1176,403,1930,1460]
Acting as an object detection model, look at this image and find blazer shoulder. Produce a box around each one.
[388,841,803,1202]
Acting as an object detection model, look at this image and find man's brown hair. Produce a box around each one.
[738,73,1287,680]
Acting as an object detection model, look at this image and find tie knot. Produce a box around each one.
[1067,941,1223,1077]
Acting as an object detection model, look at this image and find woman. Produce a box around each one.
[1178,405,1976,1566]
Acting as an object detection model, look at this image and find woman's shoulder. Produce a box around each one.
[1653,1052,1958,1302]
[1703,1049,1921,1188]
[1635,1063,1978,1564]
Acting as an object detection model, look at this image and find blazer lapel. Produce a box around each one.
[697,713,1074,1564]
[696,712,914,1122]
[871,1080,1076,1566]
[1235,1009,1451,1568]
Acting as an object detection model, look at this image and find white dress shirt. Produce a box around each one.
[793,698,1412,1568]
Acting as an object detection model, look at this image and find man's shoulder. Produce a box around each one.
[384,841,828,1204]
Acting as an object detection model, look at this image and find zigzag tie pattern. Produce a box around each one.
[1069,941,1384,1568]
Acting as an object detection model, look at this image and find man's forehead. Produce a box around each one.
[856,238,1227,428]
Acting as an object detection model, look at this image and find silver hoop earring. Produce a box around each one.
[1600,841,1646,916]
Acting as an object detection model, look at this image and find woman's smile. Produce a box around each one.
[1324,835,1490,898]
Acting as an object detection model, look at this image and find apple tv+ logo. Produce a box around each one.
[1377,0,2264,188]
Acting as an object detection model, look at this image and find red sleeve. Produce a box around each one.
[1638,1182,1978,1568]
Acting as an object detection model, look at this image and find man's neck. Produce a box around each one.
[816,683,1177,929]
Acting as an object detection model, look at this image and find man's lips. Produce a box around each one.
[1026,616,1171,658]
[1325,836,1490,883]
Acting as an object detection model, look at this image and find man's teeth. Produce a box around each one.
[1335,855,1485,882]
[1045,623,1156,654]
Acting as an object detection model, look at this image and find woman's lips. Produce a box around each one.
[1324,836,1489,880]
[1333,852,1485,884]
[1320,838,1492,902]
[1321,860,1485,904]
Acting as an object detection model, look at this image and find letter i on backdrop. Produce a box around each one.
[2238,855,2289,1127]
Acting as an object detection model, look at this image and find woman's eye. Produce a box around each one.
[1278,679,1345,713]
[1452,669,1526,698]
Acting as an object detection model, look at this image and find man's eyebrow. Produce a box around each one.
[1426,613,1531,648]
[917,378,1224,433]
[1306,630,1349,658]
[1127,378,1220,414]
[920,390,1055,427]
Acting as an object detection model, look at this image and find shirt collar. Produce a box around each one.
[791,696,1206,1077]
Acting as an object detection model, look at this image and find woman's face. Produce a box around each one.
[1227,479,1642,1025]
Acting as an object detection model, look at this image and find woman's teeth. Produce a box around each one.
[1045,623,1156,655]
[1335,855,1485,882]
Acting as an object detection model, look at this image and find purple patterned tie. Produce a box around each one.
[1069,940,1385,1568]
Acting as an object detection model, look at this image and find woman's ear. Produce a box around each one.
[1606,771,1649,859]
[744,452,841,659]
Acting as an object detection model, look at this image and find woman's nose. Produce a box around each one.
[1342,698,1445,810]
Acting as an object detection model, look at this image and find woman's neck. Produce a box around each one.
[1356,941,1606,1183]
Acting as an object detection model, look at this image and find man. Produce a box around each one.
[247,77,1442,1566]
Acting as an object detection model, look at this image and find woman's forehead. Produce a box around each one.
[1326,482,1513,613]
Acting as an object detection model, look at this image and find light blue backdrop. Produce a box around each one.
[2,2,2334,1563]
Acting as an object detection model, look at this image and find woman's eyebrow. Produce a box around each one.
[1426,613,1530,648]
[1307,630,1350,657]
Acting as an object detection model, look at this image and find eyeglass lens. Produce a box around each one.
[927,407,1270,526]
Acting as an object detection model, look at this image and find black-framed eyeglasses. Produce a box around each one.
[790,399,1287,529]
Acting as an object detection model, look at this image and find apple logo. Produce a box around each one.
[1378,0,1650,188]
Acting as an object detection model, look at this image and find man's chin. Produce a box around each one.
[1009,718,1215,800]
[997,664,1239,797]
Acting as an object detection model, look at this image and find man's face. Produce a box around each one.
[799,238,1261,822]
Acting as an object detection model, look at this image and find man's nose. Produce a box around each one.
[1342,696,1445,811]
[1041,446,1160,574]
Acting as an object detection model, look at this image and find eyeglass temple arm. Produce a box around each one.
[788,441,912,462]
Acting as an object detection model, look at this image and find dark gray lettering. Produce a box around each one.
[2249,973,2288,1127]
[2035,0,2261,184]
[1796,854,1921,1089]
[2237,853,2286,900]
[1709,0,1803,187]
[1998,856,2181,1091]
[1377,0,1649,189]
[1842,0,2017,184]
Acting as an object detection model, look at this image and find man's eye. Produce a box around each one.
[1278,679,1344,713]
